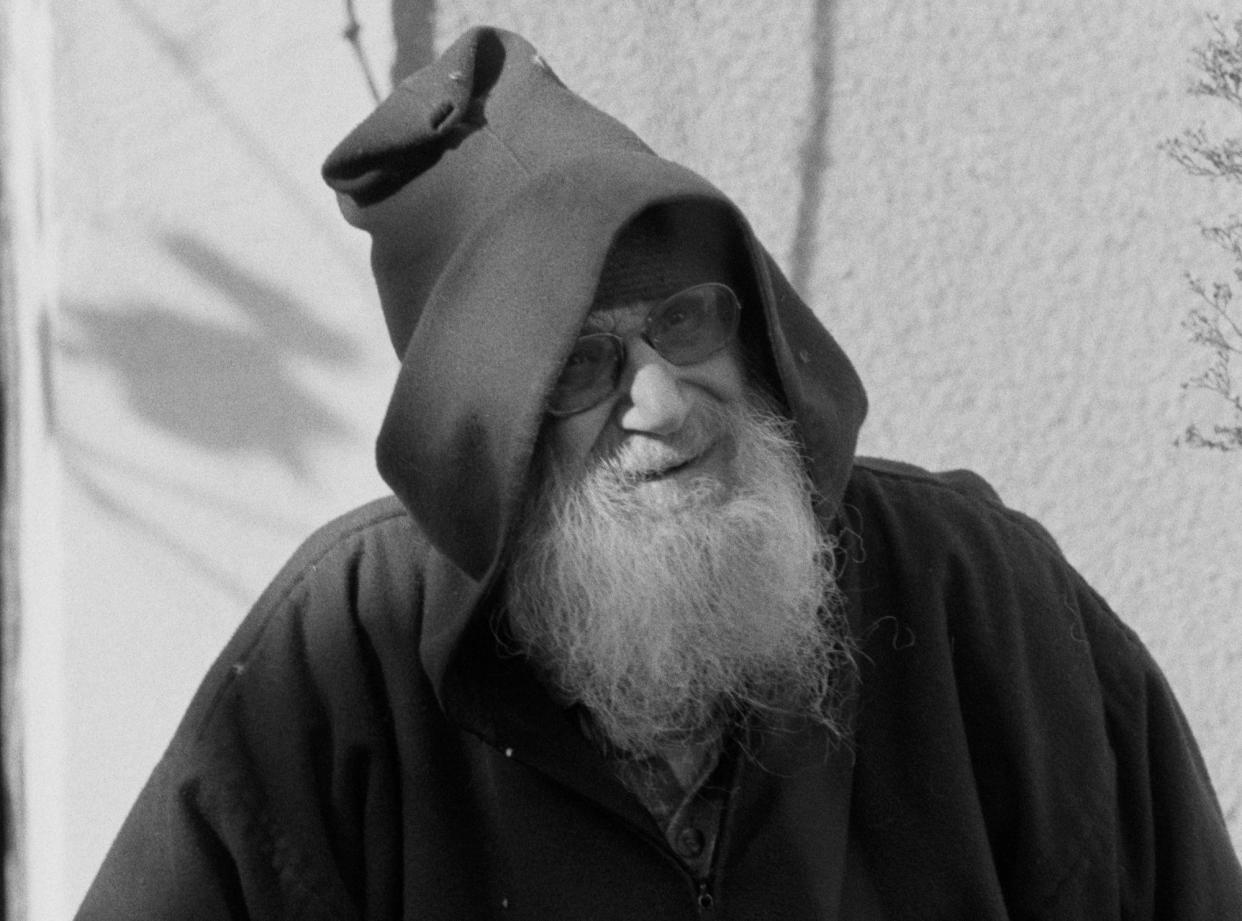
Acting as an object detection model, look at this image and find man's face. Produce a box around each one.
[544,299,749,490]
[506,293,854,757]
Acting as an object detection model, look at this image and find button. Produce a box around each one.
[675,826,705,858]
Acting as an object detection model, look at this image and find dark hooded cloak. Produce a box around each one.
[77,27,1242,920]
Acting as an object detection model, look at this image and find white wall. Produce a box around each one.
[51,0,398,912]
[38,0,1241,912]
[4,0,64,916]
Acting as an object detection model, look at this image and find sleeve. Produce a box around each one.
[928,459,1242,916]
[1078,585,1242,920]
[845,462,1242,919]
[74,500,417,920]
[73,608,365,921]
[74,758,284,920]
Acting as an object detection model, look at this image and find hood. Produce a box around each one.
[322,26,867,696]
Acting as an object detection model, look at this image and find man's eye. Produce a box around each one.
[663,306,696,329]
[566,341,607,367]
[558,337,616,388]
[652,302,708,345]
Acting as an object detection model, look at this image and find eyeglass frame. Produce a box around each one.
[546,282,743,418]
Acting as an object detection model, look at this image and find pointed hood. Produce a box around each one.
[323,26,867,694]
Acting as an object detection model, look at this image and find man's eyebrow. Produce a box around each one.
[581,302,649,334]
[579,311,617,334]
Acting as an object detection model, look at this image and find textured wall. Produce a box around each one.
[50,0,1240,911]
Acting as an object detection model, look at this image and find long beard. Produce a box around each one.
[504,396,854,758]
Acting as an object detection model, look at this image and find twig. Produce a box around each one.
[342,0,382,103]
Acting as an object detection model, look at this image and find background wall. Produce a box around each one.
[33,0,1241,913]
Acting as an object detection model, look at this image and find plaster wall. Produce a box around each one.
[42,0,1240,911]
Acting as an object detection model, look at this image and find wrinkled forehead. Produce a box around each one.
[593,202,741,308]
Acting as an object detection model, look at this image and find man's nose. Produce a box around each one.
[618,345,691,436]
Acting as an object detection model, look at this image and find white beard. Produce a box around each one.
[504,394,854,758]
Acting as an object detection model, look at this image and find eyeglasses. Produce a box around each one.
[547,282,742,417]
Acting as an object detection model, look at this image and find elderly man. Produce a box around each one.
[78,27,1242,920]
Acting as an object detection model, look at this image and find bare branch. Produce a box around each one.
[1169,18,1242,450]
[1189,16,1242,110]
[1162,131,1242,182]
[342,0,382,104]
